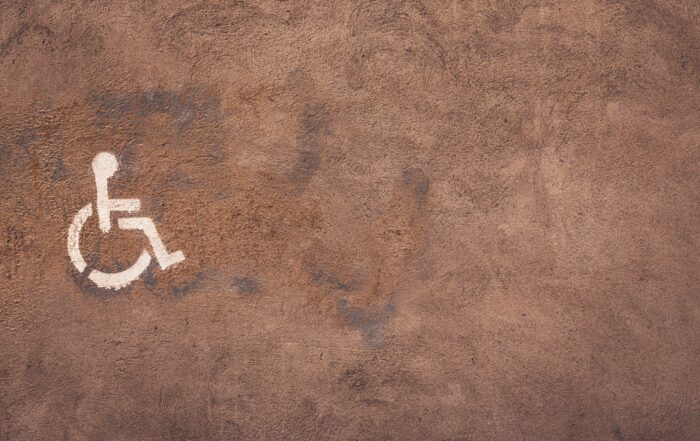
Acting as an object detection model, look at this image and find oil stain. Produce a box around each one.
[286,71,332,190]
[336,296,397,348]
[170,271,207,298]
[89,89,195,129]
[88,88,221,131]
[232,276,258,294]
[312,270,353,292]
[402,167,430,202]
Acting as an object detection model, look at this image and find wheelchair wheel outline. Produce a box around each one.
[67,203,152,290]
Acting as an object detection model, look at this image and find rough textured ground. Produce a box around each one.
[1,1,699,440]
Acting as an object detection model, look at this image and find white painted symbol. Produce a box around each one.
[67,152,185,289]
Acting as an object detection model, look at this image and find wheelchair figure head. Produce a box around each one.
[92,151,119,179]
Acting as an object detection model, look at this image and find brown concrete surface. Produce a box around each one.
[1,1,699,440]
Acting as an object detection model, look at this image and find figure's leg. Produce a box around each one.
[108,198,141,215]
[117,218,185,269]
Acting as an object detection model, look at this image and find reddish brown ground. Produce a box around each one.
[1,1,699,440]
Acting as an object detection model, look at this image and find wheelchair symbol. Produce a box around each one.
[67,152,185,289]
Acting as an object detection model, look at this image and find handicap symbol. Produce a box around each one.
[67,152,185,289]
